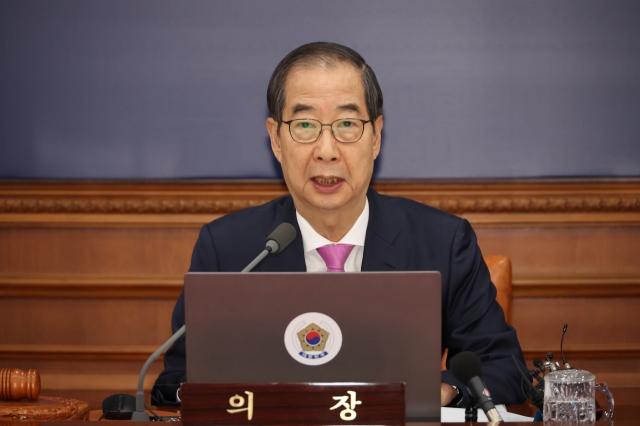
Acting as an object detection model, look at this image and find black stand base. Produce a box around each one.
[465,405,478,422]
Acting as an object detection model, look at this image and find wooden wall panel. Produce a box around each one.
[475,227,640,279]
[1,179,639,411]
[513,298,640,349]
[0,228,198,274]
[0,299,175,346]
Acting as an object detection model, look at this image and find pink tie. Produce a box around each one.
[316,244,355,272]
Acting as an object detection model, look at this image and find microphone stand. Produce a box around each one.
[131,326,185,421]
[130,223,296,421]
[465,397,478,422]
[240,239,278,273]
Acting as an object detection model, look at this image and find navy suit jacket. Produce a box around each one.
[152,188,527,405]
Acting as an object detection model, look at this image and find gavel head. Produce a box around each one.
[0,368,41,401]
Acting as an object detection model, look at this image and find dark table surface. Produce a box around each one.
[1,422,639,426]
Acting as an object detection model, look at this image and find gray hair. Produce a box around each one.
[267,42,383,132]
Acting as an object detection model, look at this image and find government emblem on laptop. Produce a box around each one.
[284,312,342,366]
[298,323,329,352]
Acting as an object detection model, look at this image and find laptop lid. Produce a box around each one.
[184,271,441,421]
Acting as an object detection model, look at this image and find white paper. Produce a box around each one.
[441,404,535,422]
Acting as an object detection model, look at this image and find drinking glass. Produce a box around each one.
[543,369,614,421]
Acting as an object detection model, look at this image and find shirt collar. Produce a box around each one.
[296,198,369,253]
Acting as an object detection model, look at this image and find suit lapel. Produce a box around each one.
[255,197,306,272]
[361,188,407,272]
[254,189,405,272]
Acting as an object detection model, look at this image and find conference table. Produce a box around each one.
[71,404,640,424]
[1,421,639,426]
[1,404,635,425]
[2,394,632,424]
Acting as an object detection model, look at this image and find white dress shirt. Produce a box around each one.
[295,198,369,272]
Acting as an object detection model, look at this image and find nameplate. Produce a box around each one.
[180,382,405,425]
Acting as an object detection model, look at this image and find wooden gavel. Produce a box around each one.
[0,368,40,401]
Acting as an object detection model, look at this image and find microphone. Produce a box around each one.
[451,351,503,422]
[125,223,297,421]
[529,359,545,388]
[560,323,572,369]
[544,351,560,371]
[533,358,544,371]
[241,223,297,272]
[528,369,544,385]
[512,356,544,411]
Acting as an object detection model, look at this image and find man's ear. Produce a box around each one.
[266,117,282,163]
[372,114,383,160]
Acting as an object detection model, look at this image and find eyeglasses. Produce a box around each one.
[281,118,371,144]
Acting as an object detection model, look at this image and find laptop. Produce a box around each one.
[184,271,442,421]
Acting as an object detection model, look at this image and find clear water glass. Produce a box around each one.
[543,369,614,421]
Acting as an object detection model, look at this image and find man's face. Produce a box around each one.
[267,64,383,219]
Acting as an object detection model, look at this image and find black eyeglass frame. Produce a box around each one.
[280,118,371,144]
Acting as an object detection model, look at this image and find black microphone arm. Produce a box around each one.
[560,323,572,369]
[511,355,544,411]
[130,223,297,421]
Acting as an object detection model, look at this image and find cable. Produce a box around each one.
[144,405,160,418]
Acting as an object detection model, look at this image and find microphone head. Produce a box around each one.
[533,358,544,369]
[450,351,483,385]
[265,222,297,254]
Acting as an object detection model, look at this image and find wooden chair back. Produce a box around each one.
[484,255,513,324]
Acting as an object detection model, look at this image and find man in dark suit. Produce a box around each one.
[152,42,527,407]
